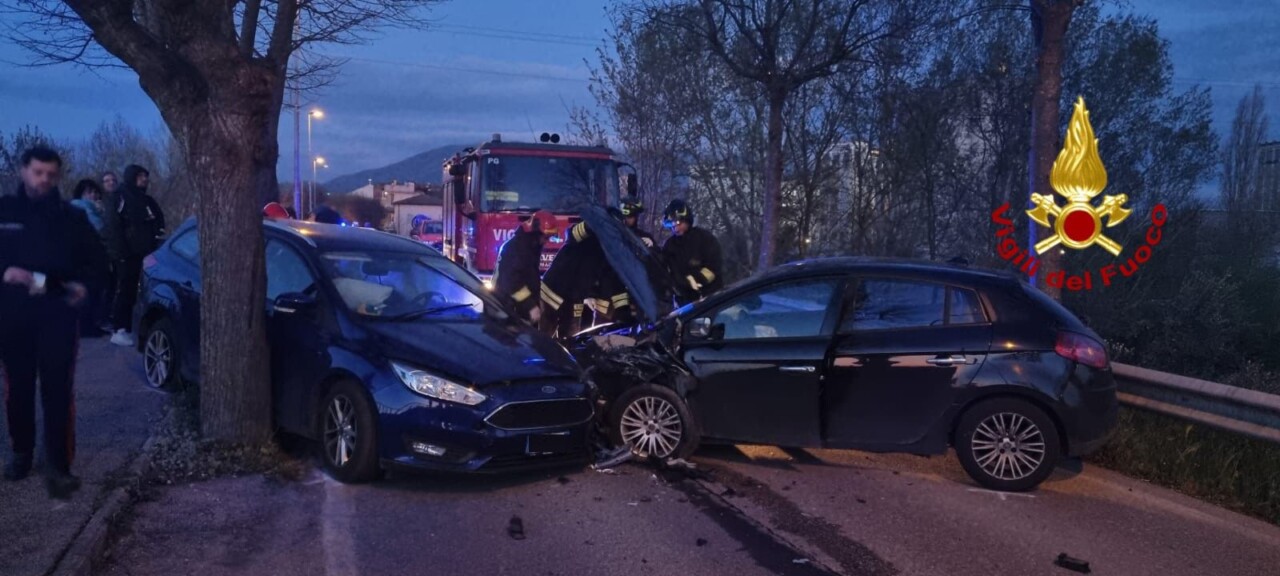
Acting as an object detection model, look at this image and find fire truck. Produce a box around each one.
[441,133,633,283]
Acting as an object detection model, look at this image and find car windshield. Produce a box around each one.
[319,250,494,320]
[480,154,619,212]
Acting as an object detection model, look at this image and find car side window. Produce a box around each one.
[708,279,837,340]
[949,287,987,324]
[265,240,316,300]
[170,229,199,262]
[841,279,945,331]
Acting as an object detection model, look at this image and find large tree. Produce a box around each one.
[2,0,439,443]
[649,0,933,273]
[1027,0,1083,299]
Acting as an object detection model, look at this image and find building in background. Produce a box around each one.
[392,187,443,237]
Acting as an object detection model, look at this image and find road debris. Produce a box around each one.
[793,558,810,565]
[696,538,708,547]
[507,516,526,540]
[556,476,571,485]
[593,446,634,470]
[1054,553,1091,573]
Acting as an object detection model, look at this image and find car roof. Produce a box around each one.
[265,219,437,254]
[755,256,1024,287]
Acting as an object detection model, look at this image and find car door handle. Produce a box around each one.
[779,365,816,373]
[926,355,975,366]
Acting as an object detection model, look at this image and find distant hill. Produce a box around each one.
[325,144,464,193]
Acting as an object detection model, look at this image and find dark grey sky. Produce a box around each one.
[0,0,1276,184]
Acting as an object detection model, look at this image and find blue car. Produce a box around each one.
[133,218,595,482]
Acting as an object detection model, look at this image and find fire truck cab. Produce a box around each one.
[441,133,627,283]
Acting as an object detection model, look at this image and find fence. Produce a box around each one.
[1112,362,1280,444]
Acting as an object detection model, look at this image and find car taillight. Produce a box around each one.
[1055,331,1108,369]
[143,254,159,269]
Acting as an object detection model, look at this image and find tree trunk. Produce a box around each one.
[154,63,281,444]
[1029,0,1075,300]
[187,105,273,443]
[758,90,786,273]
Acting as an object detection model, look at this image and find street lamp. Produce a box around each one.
[313,156,328,206]
[307,109,324,214]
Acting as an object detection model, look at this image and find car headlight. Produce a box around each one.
[391,362,486,406]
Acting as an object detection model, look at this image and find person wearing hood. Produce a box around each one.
[103,164,166,347]
[0,147,108,498]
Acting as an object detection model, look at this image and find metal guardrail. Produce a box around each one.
[1112,362,1280,444]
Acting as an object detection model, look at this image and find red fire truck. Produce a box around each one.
[441,133,630,283]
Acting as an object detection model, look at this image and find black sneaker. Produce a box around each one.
[3,453,32,481]
[45,471,82,500]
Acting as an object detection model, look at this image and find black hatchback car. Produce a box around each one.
[581,257,1118,491]
[134,219,594,482]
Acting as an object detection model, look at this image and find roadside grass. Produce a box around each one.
[146,383,311,485]
[1089,407,1280,526]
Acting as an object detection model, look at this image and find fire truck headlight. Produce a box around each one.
[483,279,493,291]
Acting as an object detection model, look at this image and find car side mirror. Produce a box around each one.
[274,292,317,315]
[689,317,722,340]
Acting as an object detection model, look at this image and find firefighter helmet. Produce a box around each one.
[662,199,694,228]
[529,209,561,236]
[621,197,645,217]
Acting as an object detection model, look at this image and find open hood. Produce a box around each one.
[577,205,666,324]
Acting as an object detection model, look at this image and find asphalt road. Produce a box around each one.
[0,338,165,576]
[98,443,1280,576]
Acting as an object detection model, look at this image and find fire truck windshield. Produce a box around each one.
[479,154,619,213]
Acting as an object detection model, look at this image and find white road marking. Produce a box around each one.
[967,488,1036,501]
[321,473,359,576]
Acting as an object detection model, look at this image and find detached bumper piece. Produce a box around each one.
[485,399,594,430]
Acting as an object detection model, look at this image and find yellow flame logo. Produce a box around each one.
[1027,97,1131,256]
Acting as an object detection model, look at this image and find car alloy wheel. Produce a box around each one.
[324,395,359,468]
[619,396,683,458]
[969,412,1046,482]
[143,329,172,389]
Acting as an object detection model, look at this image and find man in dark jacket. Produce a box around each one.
[540,219,611,338]
[0,147,108,498]
[103,164,165,347]
[494,210,558,323]
[661,199,723,305]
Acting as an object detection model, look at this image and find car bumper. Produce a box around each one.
[372,373,595,473]
[1061,365,1120,457]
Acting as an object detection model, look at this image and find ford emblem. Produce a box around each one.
[541,385,557,394]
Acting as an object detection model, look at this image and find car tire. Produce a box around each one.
[609,384,699,461]
[318,380,382,483]
[142,318,180,390]
[955,397,1062,492]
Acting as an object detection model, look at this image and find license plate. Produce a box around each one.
[527,432,576,455]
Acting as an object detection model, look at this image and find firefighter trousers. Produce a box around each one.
[1,300,79,474]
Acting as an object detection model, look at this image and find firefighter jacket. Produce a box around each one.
[661,226,723,302]
[543,221,632,317]
[493,227,543,317]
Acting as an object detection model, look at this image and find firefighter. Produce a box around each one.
[620,197,654,249]
[661,199,723,305]
[494,209,558,323]
[540,217,608,338]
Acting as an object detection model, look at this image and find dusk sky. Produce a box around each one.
[0,0,1276,187]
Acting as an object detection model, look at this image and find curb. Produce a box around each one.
[49,423,163,576]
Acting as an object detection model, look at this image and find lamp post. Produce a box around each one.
[312,156,328,206]
[307,109,324,214]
